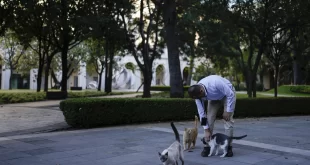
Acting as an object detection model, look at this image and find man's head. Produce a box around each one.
[188,85,205,99]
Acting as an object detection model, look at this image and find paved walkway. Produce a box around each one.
[0,116,309,165]
[0,93,142,137]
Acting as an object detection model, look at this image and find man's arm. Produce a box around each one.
[216,80,235,112]
[195,99,209,129]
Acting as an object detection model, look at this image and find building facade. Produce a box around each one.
[1,48,208,91]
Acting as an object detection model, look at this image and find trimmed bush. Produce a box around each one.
[150,86,190,91]
[59,97,310,128]
[290,85,310,94]
[0,92,46,104]
[0,91,131,104]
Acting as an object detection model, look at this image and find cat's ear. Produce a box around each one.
[165,152,168,156]
[158,152,161,156]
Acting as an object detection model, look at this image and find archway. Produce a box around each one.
[125,62,136,73]
[183,67,189,85]
[156,65,165,85]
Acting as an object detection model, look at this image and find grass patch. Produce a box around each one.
[0,90,139,104]
[264,85,310,97]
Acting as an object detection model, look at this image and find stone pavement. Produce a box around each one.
[0,93,143,137]
[0,116,309,165]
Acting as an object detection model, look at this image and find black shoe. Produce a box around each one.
[201,146,210,157]
[225,146,234,157]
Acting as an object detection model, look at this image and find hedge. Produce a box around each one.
[0,92,46,104]
[290,85,310,94]
[59,97,310,128]
[150,86,190,91]
[0,91,130,104]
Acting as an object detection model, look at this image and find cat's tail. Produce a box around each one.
[171,122,180,142]
[230,135,247,140]
[194,115,199,128]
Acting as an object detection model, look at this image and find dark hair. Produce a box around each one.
[188,85,202,98]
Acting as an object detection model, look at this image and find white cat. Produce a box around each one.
[158,122,184,165]
[202,133,247,157]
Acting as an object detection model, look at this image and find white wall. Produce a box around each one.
[1,66,10,90]
[78,62,87,89]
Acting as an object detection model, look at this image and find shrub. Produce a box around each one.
[150,86,190,91]
[0,91,130,104]
[290,85,310,94]
[0,92,46,104]
[59,97,310,128]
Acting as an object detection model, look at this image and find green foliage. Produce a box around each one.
[125,62,136,73]
[60,97,310,128]
[84,38,105,75]
[0,91,131,104]
[150,86,190,92]
[290,85,310,94]
[192,64,215,81]
[0,92,46,104]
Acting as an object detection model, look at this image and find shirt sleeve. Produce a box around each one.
[195,99,209,129]
[216,80,235,113]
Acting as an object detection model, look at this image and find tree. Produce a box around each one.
[283,0,310,85]
[197,0,279,97]
[50,43,87,88]
[0,0,16,36]
[177,0,202,86]
[160,0,184,98]
[119,0,164,97]
[12,0,60,92]
[265,31,291,97]
[85,39,105,91]
[50,0,95,94]
[0,31,27,89]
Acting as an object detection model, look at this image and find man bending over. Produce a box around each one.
[188,75,236,157]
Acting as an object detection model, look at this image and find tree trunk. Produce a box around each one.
[293,54,304,85]
[104,40,109,93]
[252,79,257,98]
[60,0,69,97]
[247,71,253,98]
[97,66,104,91]
[235,71,240,91]
[142,70,152,98]
[274,65,279,97]
[44,57,52,92]
[105,41,113,93]
[9,69,13,90]
[61,45,69,93]
[37,63,44,92]
[107,45,114,93]
[186,47,194,86]
[162,0,184,98]
[51,70,60,88]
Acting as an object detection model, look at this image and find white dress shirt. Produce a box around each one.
[194,75,236,129]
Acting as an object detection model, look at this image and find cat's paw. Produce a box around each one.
[208,154,212,157]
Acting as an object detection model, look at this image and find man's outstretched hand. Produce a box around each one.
[223,111,232,121]
[204,129,211,142]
